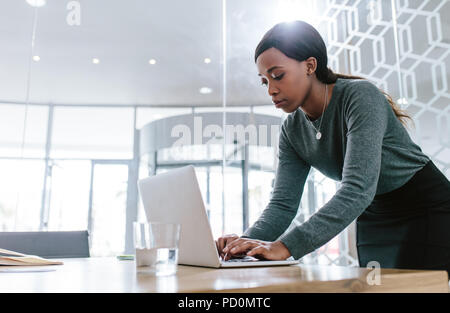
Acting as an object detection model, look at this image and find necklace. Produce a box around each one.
[304,84,328,140]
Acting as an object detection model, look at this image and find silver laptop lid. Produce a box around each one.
[138,165,220,268]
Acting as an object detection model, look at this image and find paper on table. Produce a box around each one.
[0,247,26,257]
[0,267,57,273]
[0,248,63,266]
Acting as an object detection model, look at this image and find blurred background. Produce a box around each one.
[0,0,448,266]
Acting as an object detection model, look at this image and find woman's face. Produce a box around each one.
[256,47,313,113]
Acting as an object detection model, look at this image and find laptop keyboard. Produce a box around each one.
[224,256,260,262]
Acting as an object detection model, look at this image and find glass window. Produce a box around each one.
[248,169,274,227]
[0,104,48,158]
[223,166,244,235]
[201,166,225,239]
[46,160,91,231]
[90,163,129,257]
[136,107,192,130]
[51,107,134,159]
[0,159,44,231]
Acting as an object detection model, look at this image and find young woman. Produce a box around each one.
[216,21,450,273]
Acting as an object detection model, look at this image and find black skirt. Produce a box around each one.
[356,160,450,274]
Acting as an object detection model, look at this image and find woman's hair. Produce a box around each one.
[254,20,412,127]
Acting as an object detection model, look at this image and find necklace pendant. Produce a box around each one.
[316,132,322,140]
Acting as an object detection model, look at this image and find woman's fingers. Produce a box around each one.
[224,239,260,256]
[217,238,225,253]
[219,237,284,261]
[222,238,244,253]
[216,234,239,256]
[221,239,291,261]
[249,241,291,260]
[215,240,223,258]
[216,236,226,252]
[247,246,266,258]
[222,235,238,251]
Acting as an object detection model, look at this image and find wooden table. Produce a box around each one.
[0,257,448,293]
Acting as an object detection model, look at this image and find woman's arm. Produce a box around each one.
[278,80,389,260]
[242,121,311,241]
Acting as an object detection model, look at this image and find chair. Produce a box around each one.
[0,231,90,258]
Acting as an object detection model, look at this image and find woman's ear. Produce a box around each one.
[305,57,317,76]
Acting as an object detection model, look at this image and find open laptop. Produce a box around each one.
[137,165,299,268]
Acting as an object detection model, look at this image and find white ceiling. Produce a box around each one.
[0,0,448,110]
[0,0,281,107]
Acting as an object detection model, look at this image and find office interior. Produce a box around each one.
[0,0,449,271]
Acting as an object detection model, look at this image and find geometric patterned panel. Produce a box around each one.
[394,0,450,177]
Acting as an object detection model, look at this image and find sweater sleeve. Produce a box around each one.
[278,81,389,259]
[242,121,311,241]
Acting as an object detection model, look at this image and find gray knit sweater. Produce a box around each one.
[242,78,430,259]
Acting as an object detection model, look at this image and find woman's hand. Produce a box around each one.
[215,234,240,259]
[221,237,291,261]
